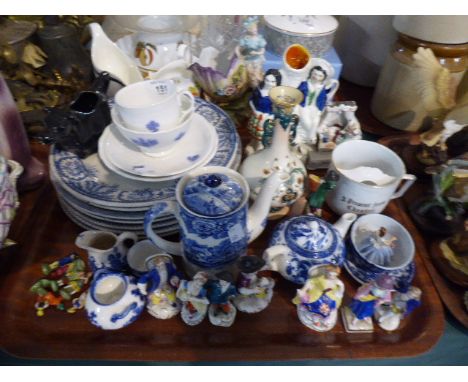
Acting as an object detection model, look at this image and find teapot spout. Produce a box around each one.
[333,213,357,238]
[247,171,288,242]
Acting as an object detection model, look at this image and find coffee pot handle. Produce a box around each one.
[144,201,183,256]
[391,174,416,199]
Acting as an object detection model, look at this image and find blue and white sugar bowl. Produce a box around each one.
[144,166,285,277]
[263,213,357,284]
[345,214,416,286]
[85,269,146,330]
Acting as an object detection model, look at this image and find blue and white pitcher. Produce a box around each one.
[144,166,285,276]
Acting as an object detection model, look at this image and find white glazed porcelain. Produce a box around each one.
[85,270,146,330]
[101,113,217,177]
[88,23,143,86]
[326,140,416,215]
[111,108,195,157]
[114,80,194,131]
[75,230,138,272]
[0,157,23,248]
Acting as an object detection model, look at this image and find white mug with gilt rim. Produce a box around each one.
[326,140,416,215]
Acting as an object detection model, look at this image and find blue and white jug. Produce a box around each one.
[144,166,285,276]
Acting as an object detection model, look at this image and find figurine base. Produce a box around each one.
[341,306,374,333]
[234,281,274,313]
[374,305,401,332]
[181,303,208,326]
[306,150,332,170]
[297,304,337,332]
[147,301,181,320]
[208,303,237,327]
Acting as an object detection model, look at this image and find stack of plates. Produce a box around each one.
[50,98,242,237]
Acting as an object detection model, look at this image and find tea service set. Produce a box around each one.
[15,16,427,334]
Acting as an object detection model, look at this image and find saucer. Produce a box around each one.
[99,114,218,181]
[343,256,416,286]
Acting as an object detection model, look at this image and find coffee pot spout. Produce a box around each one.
[247,171,288,242]
[333,213,357,238]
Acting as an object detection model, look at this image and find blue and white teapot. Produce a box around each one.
[263,213,357,284]
[144,166,285,276]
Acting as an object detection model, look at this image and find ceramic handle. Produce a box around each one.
[144,201,182,256]
[262,245,289,273]
[390,174,417,199]
[116,232,138,249]
[6,160,23,188]
[178,91,195,121]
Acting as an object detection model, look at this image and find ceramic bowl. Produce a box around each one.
[263,15,338,57]
[111,107,194,157]
[114,79,194,131]
[347,214,415,284]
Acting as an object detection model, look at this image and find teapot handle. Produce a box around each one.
[144,201,182,256]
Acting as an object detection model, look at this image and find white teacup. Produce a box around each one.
[114,79,194,132]
[326,140,416,215]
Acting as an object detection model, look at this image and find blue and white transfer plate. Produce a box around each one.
[50,98,241,209]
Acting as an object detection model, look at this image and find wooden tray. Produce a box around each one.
[0,144,444,362]
[379,135,468,329]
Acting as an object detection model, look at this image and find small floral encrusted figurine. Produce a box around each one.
[234,256,275,313]
[374,283,422,331]
[207,271,238,327]
[292,264,345,332]
[176,271,210,326]
[342,274,395,333]
[357,226,398,267]
[137,254,182,320]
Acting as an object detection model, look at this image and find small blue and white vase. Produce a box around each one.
[85,270,146,330]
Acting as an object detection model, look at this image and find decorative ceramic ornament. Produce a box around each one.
[292,264,344,332]
[207,272,238,327]
[176,271,210,326]
[233,256,275,313]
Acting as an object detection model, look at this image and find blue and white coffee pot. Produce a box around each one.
[144,166,286,276]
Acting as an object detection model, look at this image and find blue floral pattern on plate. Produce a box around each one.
[51,98,239,205]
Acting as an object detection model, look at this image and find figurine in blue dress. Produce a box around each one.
[358,226,398,267]
[207,272,238,327]
[236,15,267,88]
[246,69,282,155]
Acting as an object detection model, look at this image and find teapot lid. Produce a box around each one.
[285,215,339,257]
[182,173,244,216]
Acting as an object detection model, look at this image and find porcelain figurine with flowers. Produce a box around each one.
[374,283,422,331]
[293,264,345,332]
[342,274,395,333]
[137,254,182,320]
[207,272,238,327]
[234,256,275,313]
[236,15,267,89]
[176,272,210,326]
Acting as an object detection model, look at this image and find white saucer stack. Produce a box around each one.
[50,98,242,237]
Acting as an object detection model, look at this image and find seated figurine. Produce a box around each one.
[234,256,275,313]
[342,274,395,333]
[176,272,210,326]
[292,265,345,332]
[207,272,238,327]
[138,254,181,320]
[374,284,422,331]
